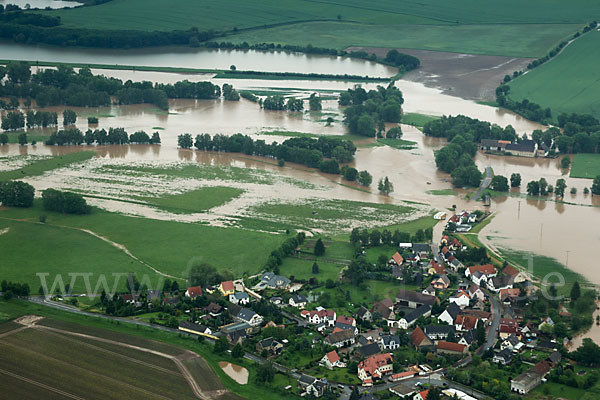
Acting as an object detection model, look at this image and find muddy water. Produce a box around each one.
[0,42,396,77]
[0,0,81,8]
[569,305,600,349]
[218,361,248,385]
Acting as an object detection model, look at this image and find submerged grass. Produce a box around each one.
[0,151,96,181]
[137,187,245,214]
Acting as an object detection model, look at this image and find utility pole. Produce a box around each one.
[566,250,570,267]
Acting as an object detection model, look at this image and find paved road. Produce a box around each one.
[480,288,503,354]
[474,166,493,201]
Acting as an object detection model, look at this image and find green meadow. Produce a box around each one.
[508,30,600,119]
[138,187,244,214]
[570,153,600,179]
[0,151,96,181]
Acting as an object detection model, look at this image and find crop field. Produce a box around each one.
[570,153,600,179]
[35,0,598,56]
[0,323,198,399]
[224,22,581,57]
[508,29,600,119]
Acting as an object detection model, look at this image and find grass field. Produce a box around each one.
[139,187,244,214]
[0,200,285,292]
[366,138,417,150]
[426,189,458,196]
[223,22,581,57]
[569,153,600,179]
[508,30,600,119]
[402,113,439,128]
[0,151,96,181]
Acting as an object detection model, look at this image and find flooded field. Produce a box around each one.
[218,362,248,385]
[0,0,81,9]
[1,44,598,287]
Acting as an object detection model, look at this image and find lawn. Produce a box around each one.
[508,30,600,119]
[365,138,417,150]
[224,22,581,57]
[0,201,285,292]
[278,257,343,282]
[426,189,458,196]
[138,186,245,214]
[569,153,600,179]
[0,151,96,181]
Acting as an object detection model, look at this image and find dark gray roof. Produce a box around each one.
[413,243,430,253]
[480,139,499,147]
[298,374,316,385]
[357,306,370,318]
[506,140,536,153]
[495,348,513,362]
[444,303,461,320]
[396,289,437,305]
[358,343,380,357]
[547,351,562,364]
[335,322,355,332]
[259,337,281,348]
[325,329,354,344]
[404,304,431,323]
[425,325,455,336]
[291,294,307,303]
[381,334,400,346]
[237,307,258,322]
[178,321,209,333]
[460,329,475,344]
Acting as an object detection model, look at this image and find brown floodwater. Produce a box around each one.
[0,0,81,8]
[569,305,600,349]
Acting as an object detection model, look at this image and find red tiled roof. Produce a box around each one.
[502,265,519,277]
[468,264,496,276]
[220,280,234,291]
[391,371,415,380]
[418,389,429,400]
[186,286,203,298]
[392,252,404,264]
[410,327,428,347]
[358,353,393,377]
[326,350,340,364]
[336,315,355,326]
[437,341,466,353]
[500,288,521,301]
[456,314,478,330]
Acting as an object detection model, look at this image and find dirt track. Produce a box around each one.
[347,46,534,101]
[10,316,220,400]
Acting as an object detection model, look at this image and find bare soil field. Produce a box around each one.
[347,46,534,101]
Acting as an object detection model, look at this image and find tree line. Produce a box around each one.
[0,63,226,111]
[341,84,404,137]
[42,188,91,214]
[45,127,161,146]
[178,132,373,184]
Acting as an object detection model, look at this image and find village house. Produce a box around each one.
[336,315,356,327]
[432,274,451,290]
[493,348,514,365]
[538,316,555,330]
[511,370,543,394]
[320,350,345,369]
[218,280,235,296]
[410,326,434,352]
[324,329,355,348]
[500,288,521,303]
[458,329,475,348]
[289,294,307,308]
[389,371,417,383]
[455,314,479,332]
[499,318,520,339]
[357,306,372,322]
[389,251,404,266]
[414,389,430,400]
[395,289,438,309]
[501,334,525,353]
[372,298,395,323]
[389,384,416,398]
[465,264,497,280]
[449,290,470,308]
[356,342,381,359]
[422,285,436,296]
[424,325,455,341]
[178,321,213,338]
[379,334,401,351]
[184,286,203,299]
[303,308,336,326]
[487,274,514,292]
[205,302,223,316]
[436,340,467,356]
[235,307,263,326]
[298,375,328,398]
[257,337,284,355]
[229,291,250,305]
[502,265,528,283]
[392,265,404,280]
[438,302,461,325]
[428,261,447,276]
[397,304,431,330]
[358,353,393,382]
[221,322,253,344]
[505,140,538,158]
[334,323,358,336]
[480,138,511,152]
[253,272,291,291]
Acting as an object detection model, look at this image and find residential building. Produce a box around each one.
[505,140,537,157]
[356,343,381,359]
[395,289,438,309]
[185,286,203,299]
[307,308,336,326]
[298,375,328,398]
[455,314,479,332]
[422,285,436,296]
[235,308,263,326]
[324,329,355,348]
[410,327,434,351]
[438,303,461,325]
[511,370,543,394]
[289,294,307,308]
[357,306,372,322]
[502,265,528,283]
[320,350,345,369]
[257,337,284,355]
[432,274,451,290]
[488,275,514,292]
[398,304,431,329]
[229,292,250,305]
[379,335,401,351]
[336,315,356,327]
[493,348,514,365]
[178,321,214,338]
[358,353,393,382]
[389,252,404,266]
[436,341,467,356]
[449,290,470,308]
[415,389,430,400]
[389,384,416,397]
[424,325,455,341]
[253,272,291,291]
[219,280,235,296]
[465,264,497,279]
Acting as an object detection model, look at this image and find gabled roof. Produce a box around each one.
[325,328,354,344]
[220,280,235,292]
[437,341,466,353]
[357,306,371,318]
[381,334,400,346]
[325,350,340,364]
[434,274,451,285]
[391,252,404,264]
[468,264,496,276]
[186,286,203,298]
[455,314,478,330]
[495,348,513,361]
[410,327,431,347]
[491,275,513,288]
[506,140,536,153]
[413,243,430,253]
[358,343,381,358]
[404,304,431,323]
[418,389,430,400]
[396,289,437,305]
[291,294,307,303]
[424,325,455,336]
[358,353,393,377]
[443,303,461,321]
[232,292,249,300]
[502,265,520,277]
[336,315,355,326]
[237,308,258,322]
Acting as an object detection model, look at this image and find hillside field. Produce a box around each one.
[507,29,600,118]
[36,0,600,56]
